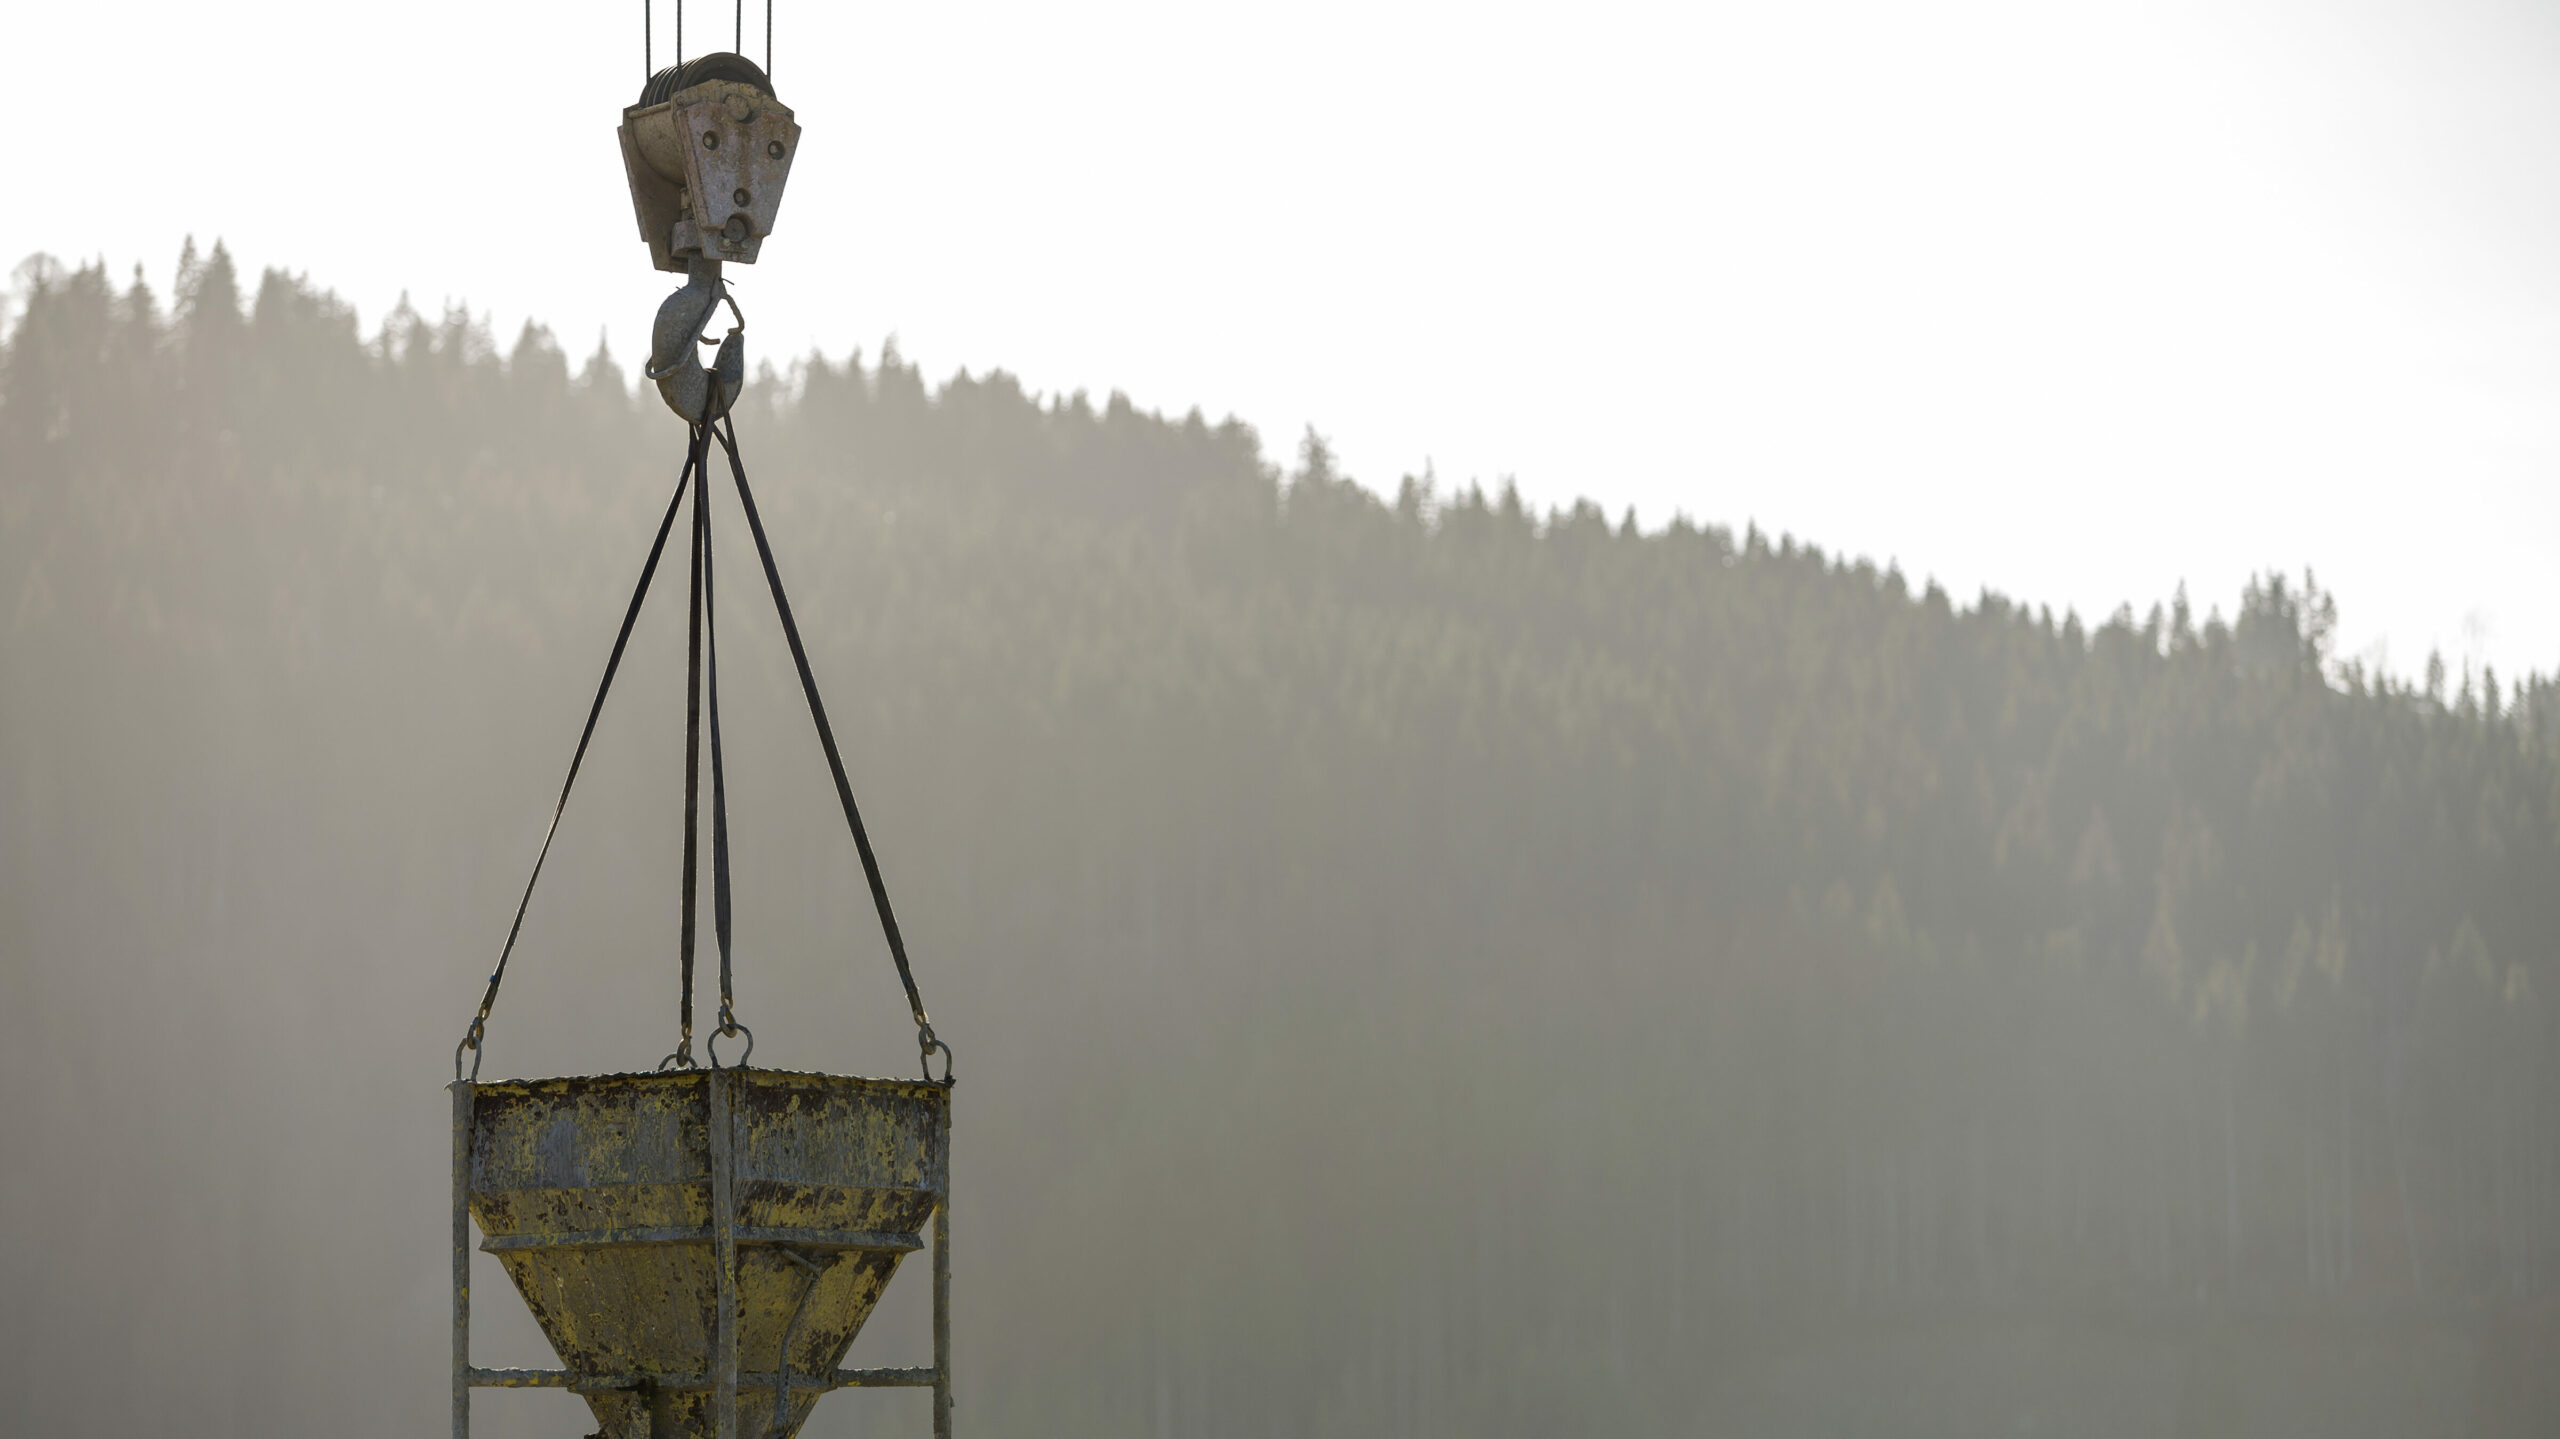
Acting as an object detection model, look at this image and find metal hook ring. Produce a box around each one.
[455,1018,492,1082]
[919,1031,954,1085]
[707,1022,754,1070]
[658,1046,700,1072]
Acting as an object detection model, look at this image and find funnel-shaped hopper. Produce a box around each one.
[466,1069,947,1439]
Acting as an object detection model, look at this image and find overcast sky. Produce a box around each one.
[13,0,2556,682]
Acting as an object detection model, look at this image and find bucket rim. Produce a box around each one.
[455,1066,950,1101]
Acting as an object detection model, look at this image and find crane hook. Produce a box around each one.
[646,258,746,423]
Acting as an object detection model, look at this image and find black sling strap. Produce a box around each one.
[455,416,945,1084]
[713,416,946,1080]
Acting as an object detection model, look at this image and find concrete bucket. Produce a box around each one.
[455,1068,950,1439]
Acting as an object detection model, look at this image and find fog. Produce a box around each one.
[1,251,2555,1436]
[15,0,2560,682]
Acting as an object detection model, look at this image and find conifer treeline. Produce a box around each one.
[4,248,2556,1435]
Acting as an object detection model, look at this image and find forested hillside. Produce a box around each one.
[4,247,2557,1437]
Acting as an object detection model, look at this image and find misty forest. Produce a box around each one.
[3,247,2557,1438]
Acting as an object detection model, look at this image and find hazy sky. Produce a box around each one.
[13,0,2556,680]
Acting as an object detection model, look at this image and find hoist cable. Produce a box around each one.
[647,0,771,90]
[456,451,699,1081]
[712,417,949,1081]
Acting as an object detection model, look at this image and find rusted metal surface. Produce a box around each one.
[453,1081,474,1439]
[932,1093,953,1439]
[838,1366,940,1389]
[469,1366,939,1390]
[619,57,801,273]
[769,1246,828,1425]
[710,1070,740,1439]
[479,1224,922,1253]
[460,1068,949,1439]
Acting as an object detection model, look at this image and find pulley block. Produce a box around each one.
[619,53,801,273]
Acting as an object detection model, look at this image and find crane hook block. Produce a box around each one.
[618,53,801,272]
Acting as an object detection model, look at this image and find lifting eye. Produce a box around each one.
[703,131,720,150]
